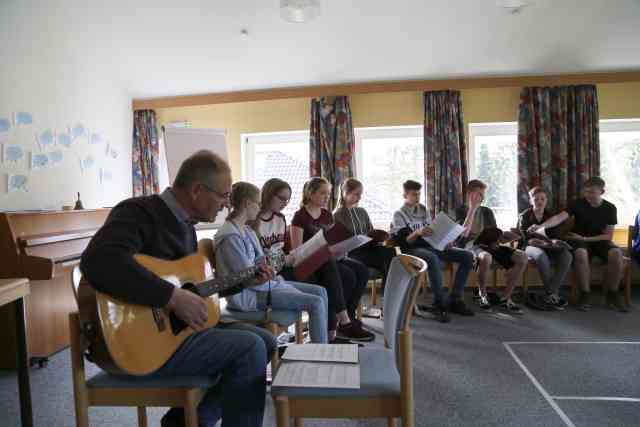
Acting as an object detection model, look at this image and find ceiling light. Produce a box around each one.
[500,0,529,14]
[280,0,321,23]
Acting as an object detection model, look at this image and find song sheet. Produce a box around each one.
[422,212,465,251]
[272,362,360,389]
[282,344,358,363]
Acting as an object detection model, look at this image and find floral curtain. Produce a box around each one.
[423,90,468,218]
[517,85,600,213]
[132,110,160,197]
[309,96,356,209]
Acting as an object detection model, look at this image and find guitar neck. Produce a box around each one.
[195,265,260,297]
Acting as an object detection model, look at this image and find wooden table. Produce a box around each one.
[0,278,33,427]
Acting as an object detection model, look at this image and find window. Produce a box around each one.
[468,123,518,229]
[355,126,424,229]
[599,119,640,226]
[242,131,310,222]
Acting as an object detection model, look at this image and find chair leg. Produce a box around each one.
[371,281,378,306]
[387,417,397,427]
[356,302,363,319]
[74,400,89,427]
[184,391,199,427]
[295,319,304,344]
[137,406,147,427]
[274,396,290,427]
[265,322,281,370]
[294,418,304,427]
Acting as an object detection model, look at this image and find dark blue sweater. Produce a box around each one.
[80,195,197,307]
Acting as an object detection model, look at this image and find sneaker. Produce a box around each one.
[607,291,630,313]
[543,293,567,310]
[576,292,591,312]
[337,321,375,342]
[449,299,474,316]
[330,336,364,346]
[478,294,492,310]
[500,298,524,315]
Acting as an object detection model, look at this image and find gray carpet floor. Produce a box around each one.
[2,288,639,427]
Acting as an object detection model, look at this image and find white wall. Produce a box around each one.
[0,0,132,211]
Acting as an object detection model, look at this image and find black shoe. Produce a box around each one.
[543,293,567,310]
[337,321,375,342]
[330,336,364,346]
[449,299,474,316]
[607,291,630,313]
[433,304,451,323]
[161,408,187,427]
[499,298,524,315]
[576,292,591,312]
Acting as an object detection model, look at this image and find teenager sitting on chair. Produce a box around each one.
[517,186,572,310]
[528,177,628,312]
[214,181,329,343]
[456,179,527,315]
[290,177,374,343]
[632,208,640,265]
[81,150,276,427]
[333,178,396,287]
[391,180,475,323]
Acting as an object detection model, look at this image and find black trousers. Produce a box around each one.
[281,257,367,331]
[349,244,396,287]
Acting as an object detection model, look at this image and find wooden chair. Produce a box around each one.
[69,268,213,427]
[197,238,304,370]
[271,254,427,427]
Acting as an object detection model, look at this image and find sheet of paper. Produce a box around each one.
[422,212,465,251]
[272,362,360,389]
[282,344,358,363]
[329,235,372,259]
[290,230,328,267]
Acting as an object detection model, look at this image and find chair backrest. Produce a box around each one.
[383,254,427,366]
[71,264,82,304]
[198,238,216,267]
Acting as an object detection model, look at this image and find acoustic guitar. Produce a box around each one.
[77,252,284,376]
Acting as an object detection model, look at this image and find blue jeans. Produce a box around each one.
[409,246,474,306]
[152,322,276,427]
[256,281,329,343]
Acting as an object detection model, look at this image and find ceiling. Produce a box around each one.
[4,0,640,99]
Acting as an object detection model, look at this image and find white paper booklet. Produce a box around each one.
[272,362,360,389]
[282,344,358,363]
[422,212,465,251]
[290,229,328,267]
[329,235,372,259]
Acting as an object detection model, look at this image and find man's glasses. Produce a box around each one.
[200,183,231,200]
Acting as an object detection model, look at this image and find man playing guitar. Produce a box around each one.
[80,150,276,427]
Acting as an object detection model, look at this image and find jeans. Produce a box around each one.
[525,246,572,294]
[151,322,276,427]
[256,281,328,343]
[408,246,474,306]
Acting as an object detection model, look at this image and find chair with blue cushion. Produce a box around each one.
[197,238,304,370]
[69,268,215,427]
[271,254,427,427]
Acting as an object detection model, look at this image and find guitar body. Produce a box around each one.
[79,253,220,376]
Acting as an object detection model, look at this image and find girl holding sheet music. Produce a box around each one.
[290,177,374,343]
[254,178,373,343]
[333,178,396,286]
[214,181,329,343]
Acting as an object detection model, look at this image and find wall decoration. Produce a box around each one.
[0,118,10,133]
[81,155,95,170]
[8,174,28,192]
[105,142,119,159]
[3,144,25,162]
[57,131,72,148]
[37,129,55,149]
[89,131,102,145]
[14,112,33,126]
[31,152,49,169]
[71,123,86,140]
[48,150,64,165]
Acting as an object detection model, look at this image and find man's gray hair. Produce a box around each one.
[173,150,230,189]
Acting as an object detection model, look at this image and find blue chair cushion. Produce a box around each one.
[86,372,219,390]
[221,307,299,327]
[271,347,400,398]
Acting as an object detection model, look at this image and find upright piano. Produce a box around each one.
[0,209,110,368]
